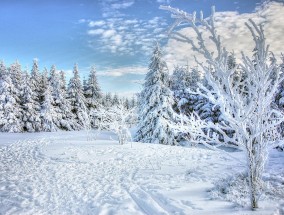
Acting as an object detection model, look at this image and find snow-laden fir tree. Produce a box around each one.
[48,65,63,129]
[0,61,22,132]
[84,66,102,109]
[21,70,40,132]
[102,92,113,107]
[161,5,284,209]
[112,94,120,106]
[67,64,90,130]
[41,82,57,132]
[39,68,49,104]
[58,70,77,130]
[135,43,177,145]
[84,66,102,128]
[29,59,42,131]
[274,54,284,137]
[9,61,23,98]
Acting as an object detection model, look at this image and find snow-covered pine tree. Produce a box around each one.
[0,61,22,132]
[84,66,102,109]
[102,92,112,107]
[274,54,284,138]
[21,70,40,132]
[29,59,42,131]
[48,65,62,129]
[59,70,78,130]
[39,68,49,104]
[112,94,119,106]
[67,64,90,130]
[135,43,177,145]
[41,82,57,132]
[84,66,102,128]
[9,61,23,97]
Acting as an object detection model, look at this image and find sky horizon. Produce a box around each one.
[0,0,283,97]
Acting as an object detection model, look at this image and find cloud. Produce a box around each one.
[102,29,117,38]
[163,1,284,72]
[88,20,106,27]
[157,0,172,4]
[111,1,134,9]
[86,16,168,55]
[100,0,135,18]
[99,66,147,77]
[87,29,104,35]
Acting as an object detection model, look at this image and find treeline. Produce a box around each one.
[135,44,284,144]
[0,59,137,132]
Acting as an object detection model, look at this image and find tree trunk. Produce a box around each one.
[247,147,259,210]
[249,171,258,209]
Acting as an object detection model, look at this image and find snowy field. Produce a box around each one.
[0,130,283,215]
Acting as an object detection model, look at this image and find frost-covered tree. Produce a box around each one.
[84,66,102,109]
[29,59,42,131]
[9,61,22,98]
[171,66,191,92]
[67,64,90,130]
[97,102,135,145]
[102,92,113,107]
[112,94,120,106]
[135,43,177,145]
[58,70,77,130]
[21,70,40,132]
[84,66,102,128]
[41,83,57,132]
[39,68,49,104]
[161,5,284,209]
[0,61,22,132]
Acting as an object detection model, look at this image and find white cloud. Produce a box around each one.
[124,19,139,25]
[111,1,134,9]
[102,29,117,38]
[86,15,168,55]
[87,29,105,36]
[88,20,106,27]
[99,66,147,77]
[163,1,284,72]
[157,0,172,4]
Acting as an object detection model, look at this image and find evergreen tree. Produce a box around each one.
[21,70,40,132]
[112,93,119,105]
[41,83,57,131]
[0,61,22,132]
[39,68,49,104]
[103,92,112,107]
[29,59,42,131]
[135,44,177,145]
[67,64,90,129]
[84,66,102,109]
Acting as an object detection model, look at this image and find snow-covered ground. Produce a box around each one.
[0,130,283,215]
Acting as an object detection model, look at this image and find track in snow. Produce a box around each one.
[1,135,282,215]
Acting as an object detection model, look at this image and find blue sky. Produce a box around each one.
[0,0,276,96]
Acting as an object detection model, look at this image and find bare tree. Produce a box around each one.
[161,5,284,209]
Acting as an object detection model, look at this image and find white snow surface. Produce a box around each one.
[0,130,283,215]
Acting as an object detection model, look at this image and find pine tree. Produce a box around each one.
[135,43,177,145]
[0,61,22,132]
[67,64,90,129]
[112,93,119,105]
[41,83,57,131]
[29,59,42,131]
[21,70,39,132]
[84,66,102,109]
[103,92,112,107]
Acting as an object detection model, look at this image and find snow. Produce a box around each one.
[0,130,283,214]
